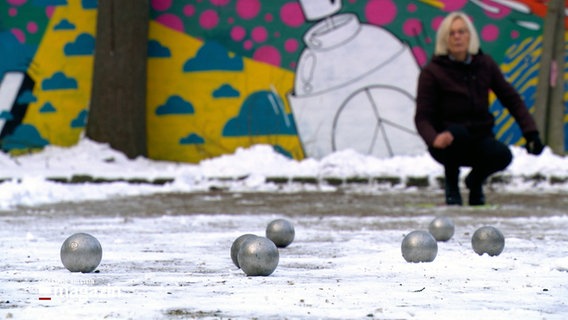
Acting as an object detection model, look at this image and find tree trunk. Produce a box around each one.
[87,0,149,158]
[534,0,565,155]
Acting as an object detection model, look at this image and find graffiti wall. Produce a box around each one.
[0,0,566,163]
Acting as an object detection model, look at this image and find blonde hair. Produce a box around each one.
[434,11,480,56]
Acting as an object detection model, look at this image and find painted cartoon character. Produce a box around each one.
[287,0,425,159]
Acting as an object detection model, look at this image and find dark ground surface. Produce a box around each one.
[4,189,566,219]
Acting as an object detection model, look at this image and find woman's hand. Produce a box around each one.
[433,131,454,149]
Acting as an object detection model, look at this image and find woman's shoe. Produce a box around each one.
[466,175,485,206]
[445,185,463,205]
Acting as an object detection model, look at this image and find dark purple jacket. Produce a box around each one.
[415,51,538,147]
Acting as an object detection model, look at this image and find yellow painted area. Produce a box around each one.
[418,0,444,9]
[146,22,303,163]
[24,3,96,147]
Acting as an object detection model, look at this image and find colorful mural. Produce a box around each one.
[0,0,566,163]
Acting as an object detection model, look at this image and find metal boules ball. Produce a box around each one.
[266,218,295,248]
[401,230,438,263]
[428,216,455,242]
[60,233,102,273]
[230,234,257,268]
[471,226,505,256]
[237,236,279,276]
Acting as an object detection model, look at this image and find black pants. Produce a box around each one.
[428,126,512,189]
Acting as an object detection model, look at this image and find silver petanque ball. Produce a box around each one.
[60,233,102,273]
[237,236,279,276]
[230,234,257,268]
[401,230,438,263]
[428,216,455,242]
[266,218,295,248]
[472,226,505,256]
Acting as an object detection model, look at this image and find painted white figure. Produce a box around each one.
[288,0,426,159]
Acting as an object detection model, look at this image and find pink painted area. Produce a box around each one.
[284,38,299,53]
[236,0,260,20]
[8,7,17,16]
[365,0,397,26]
[280,2,304,28]
[10,28,25,43]
[231,25,247,41]
[431,16,444,32]
[200,9,219,30]
[439,0,467,12]
[253,45,281,67]
[412,46,428,66]
[156,13,184,32]
[243,39,253,50]
[183,4,196,17]
[481,0,512,19]
[407,3,417,13]
[510,30,519,39]
[403,18,422,37]
[26,21,38,34]
[45,6,54,18]
[210,0,230,6]
[151,0,172,11]
[264,12,273,22]
[481,24,499,42]
[7,0,27,6]
[251,26,267,43]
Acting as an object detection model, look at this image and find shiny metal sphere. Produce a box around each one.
[472,226,505,256]
[266,219,295,248]
[230,234,257,268]
[428,216,455,242]
[237,236,279,276]
[401,230,438,263]
[60,233,102,273]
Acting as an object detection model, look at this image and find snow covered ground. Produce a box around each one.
[1,139,568,319]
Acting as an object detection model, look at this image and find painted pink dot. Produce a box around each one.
[425,37,432,44]
[10,28,25,43]
[481,24,499,42]
[8,8,17,16]
[251,26,267,43]
[236,0,260,20]
[482,0,511,19]
[439,0,467,11]
[289,61,296,69]
[431,16,444,31]
[253,45,281,67]
[412,46,428,66]
[280,2,304,27]
[366,0,397,26]
[231,25,246,41]
[407,3,417,13]
[45,6,54,18]
[7,0,26,5]
[210,0,230,5]
[183,4,195,16]
[265,13,273,22]
[156,13,184,32]
[151,0,172,11]
[403,18,422,37]
[26,21,38,34]
[284,38,298,53]
[200,9,219,29]
[273,31,280,38]
[243,39,253,50]
[511,30,519,39]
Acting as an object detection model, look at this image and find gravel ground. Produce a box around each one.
[1,189,567,319]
